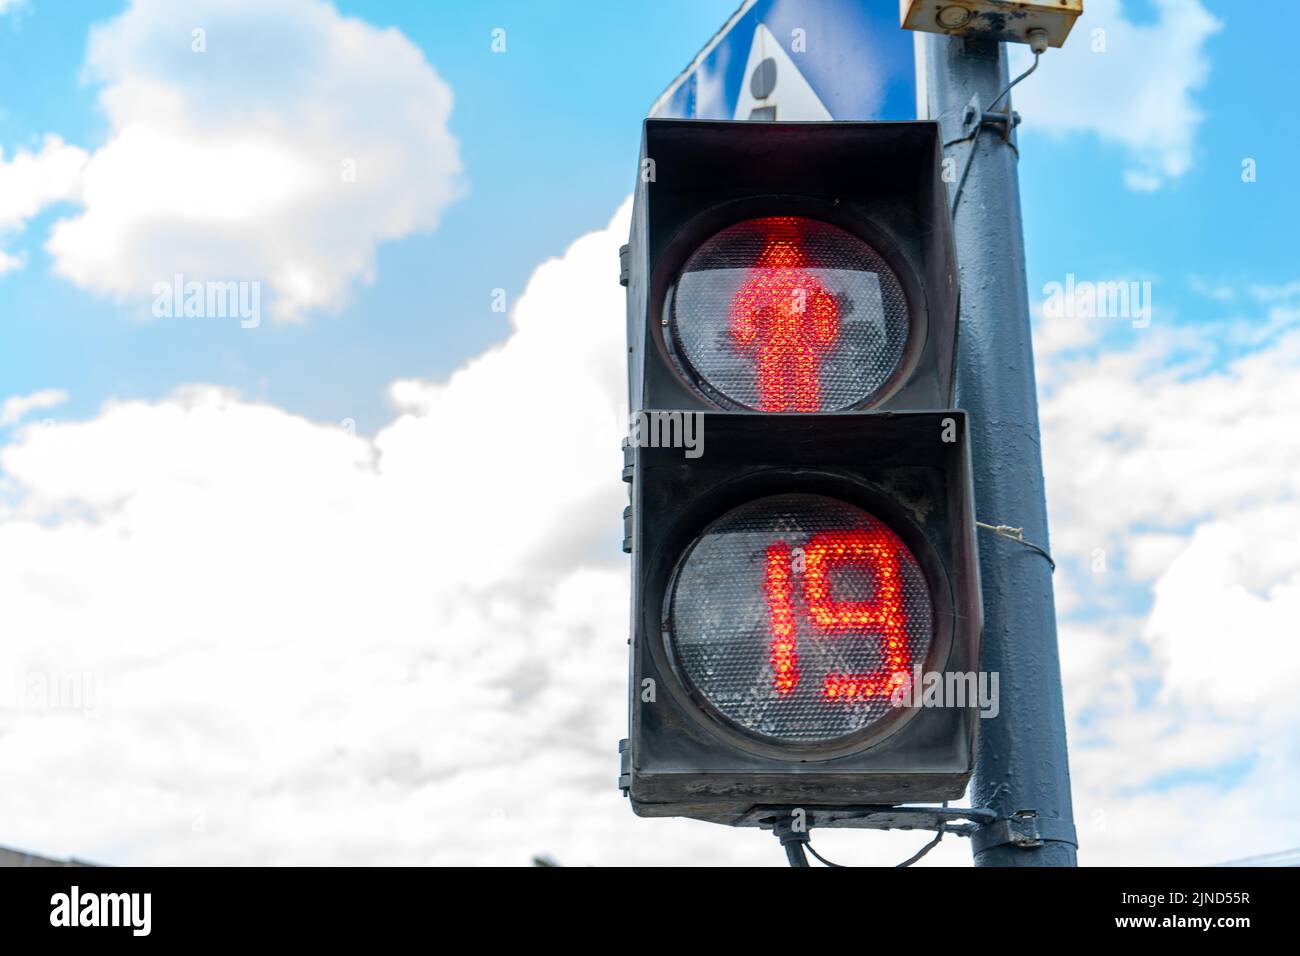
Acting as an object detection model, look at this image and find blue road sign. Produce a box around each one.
[651,0,916,122]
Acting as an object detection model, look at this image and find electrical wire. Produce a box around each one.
[939,53,1039,153]
[791,830,946,868]
[945,52,1041,216]
[783,800,956,867]
[976,521,1056,571]
[804,842,846,868]
[895,829,945,868]
[988,52,1040,112]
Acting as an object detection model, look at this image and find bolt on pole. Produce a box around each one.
[919,32,1078,866]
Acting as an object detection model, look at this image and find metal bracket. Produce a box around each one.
[971,809,1078,854]
[944,93,1021,216]
[974,105,1020,144]
[620,440,634,553]
[617,738,631,793]
[620,437,634,483]
[747,804,1077,853]
[749,804,998,837]
[618,244,631,287]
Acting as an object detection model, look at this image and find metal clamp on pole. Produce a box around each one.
[972,809,1078,855]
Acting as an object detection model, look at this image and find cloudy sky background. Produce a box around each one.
[1,0,1297,865]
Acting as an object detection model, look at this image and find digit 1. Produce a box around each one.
[764,542,799,695]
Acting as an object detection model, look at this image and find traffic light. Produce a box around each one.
[619,119,983,827]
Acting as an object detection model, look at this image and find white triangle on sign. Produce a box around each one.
[733,22,832,122]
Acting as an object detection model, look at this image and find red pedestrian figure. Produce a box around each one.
[730,222,840,412]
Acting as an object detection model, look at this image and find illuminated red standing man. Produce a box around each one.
[730,225,840,412]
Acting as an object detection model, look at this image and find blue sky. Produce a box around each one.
[1018,2,1296,360]
[0,0,738,432]
[1,0,1292,426]
[0,0,1297,866]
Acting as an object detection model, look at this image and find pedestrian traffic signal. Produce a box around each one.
[624,120,961,417]
[619,119,982,827]
[670,492,933,737]
[667,215,912,413]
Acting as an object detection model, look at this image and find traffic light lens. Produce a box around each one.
[667,216,912,412]
[667,494,933,744]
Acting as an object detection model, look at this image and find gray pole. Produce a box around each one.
[920,33,1078,866]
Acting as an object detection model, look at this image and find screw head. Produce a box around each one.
[937,4,973,29]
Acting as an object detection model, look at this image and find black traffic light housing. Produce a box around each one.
[620,119,982,828]
[622,412,982,825]
[625,120,960,415]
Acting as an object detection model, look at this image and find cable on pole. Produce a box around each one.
[976,520,1056,571]
[987,51,1040,113]
[772,803,959,867]
[943,31,1049,217]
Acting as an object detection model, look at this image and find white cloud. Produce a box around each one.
[1030,297,1104,359]
[0,197,1021,868]
[0,136,86,229]
[0,135,87,272]
[1146,513,1300,721]
[1040,328,1300,559]
[1250,279,1300,303]
[43,0,462,320]
[5,167,1300,863]
[0,200,813,867]
[1037,297,1300,863]
[0,389,69,427]
[1011,0,1221,190]
[1189,275,1237,303]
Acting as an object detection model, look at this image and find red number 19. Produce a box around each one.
[763,529,913,701]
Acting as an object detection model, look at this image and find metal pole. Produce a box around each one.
[920,33,1078,866]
